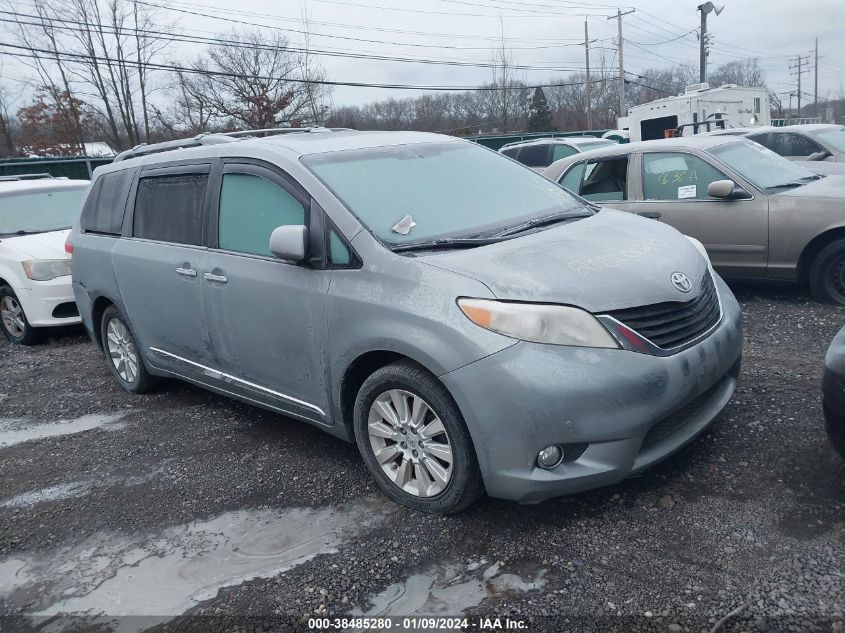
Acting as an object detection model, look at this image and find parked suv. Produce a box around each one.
[0,174,87,344]
[71,129,742,513]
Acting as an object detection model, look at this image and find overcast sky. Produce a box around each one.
[4,0,845,111]
[161,0,845,107]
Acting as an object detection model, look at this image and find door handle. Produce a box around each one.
[176,267,197,277]
[203,272,228,284]
[638,212,662,220]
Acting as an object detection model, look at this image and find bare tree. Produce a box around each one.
[183,31,309,129]
[2,0,87,153]
[0,78,18,157]
[708,59,765,88]
[491,18,518,133]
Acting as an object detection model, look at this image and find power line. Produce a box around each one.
[0,40,619,91]
[0,11,593,73]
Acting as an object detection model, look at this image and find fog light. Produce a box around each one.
[537,445,564,469]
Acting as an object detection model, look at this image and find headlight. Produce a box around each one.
[21,259,71,281]
[458,298,619,348]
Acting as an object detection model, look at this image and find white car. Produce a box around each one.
[0,174,88,344]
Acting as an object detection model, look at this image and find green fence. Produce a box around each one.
[0,156,114,180]
[467,130,610,151]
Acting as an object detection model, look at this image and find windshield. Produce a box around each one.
[708,140,815,190]
[0,187,87,235]
[813,127,845,153]
[303,142,587,246]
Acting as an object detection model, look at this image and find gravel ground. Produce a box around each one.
[0,283,842,633]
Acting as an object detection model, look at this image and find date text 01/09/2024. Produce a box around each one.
[307,616,529,630]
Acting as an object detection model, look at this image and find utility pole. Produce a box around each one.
[608,9,634,119]
[584,19,592,130]
[790,55,810,117]
[697,3,724,84]
[814,37,819,115]
[699,8,707,83]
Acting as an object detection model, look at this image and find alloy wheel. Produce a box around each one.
[0,296,25,338]
[106,318,139,384]
[367,389,454,498]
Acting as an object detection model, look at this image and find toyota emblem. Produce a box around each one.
[671,272,693,293]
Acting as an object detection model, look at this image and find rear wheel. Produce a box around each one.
[809,240,845,305]
[100,305,156,393]
[0,286,40,345]
[353,360,482,514]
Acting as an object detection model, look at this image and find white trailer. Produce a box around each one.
[617,83,770,143]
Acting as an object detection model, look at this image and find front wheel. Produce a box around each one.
[0,286,40,345]
[353,360,483,514]
[809,240,845,305]
[100,305,156,394]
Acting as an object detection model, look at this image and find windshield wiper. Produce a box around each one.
[0,229,46,237]
[391,236,511,253]
[492,209,592,238]
[768,174,824,191]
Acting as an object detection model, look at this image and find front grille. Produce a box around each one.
[604,272,720,351]
[52,302,79,319]
[641,378,724,450]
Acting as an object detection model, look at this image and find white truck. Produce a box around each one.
[614,83,770,143]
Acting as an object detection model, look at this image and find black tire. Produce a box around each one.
[0,285,40,345]
[824,406,845,460]
[809,240,845,305]
[100,305,156,394]
[353,360,483,514]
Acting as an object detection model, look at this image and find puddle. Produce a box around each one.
[0,481,94,508]
[0,498,389,631]
[0,468,164,509]
[0,413,129,449]
[351,559,546,629]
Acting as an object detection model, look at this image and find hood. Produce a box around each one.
[776,174,845,200]
[0,229,71,260]
[421,209,709,313]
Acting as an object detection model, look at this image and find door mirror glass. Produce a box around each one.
[707,179,735,198]
[269,225,308,262]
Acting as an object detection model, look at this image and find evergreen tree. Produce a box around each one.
[527,86,553,132]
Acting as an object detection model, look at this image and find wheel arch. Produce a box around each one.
[338,349,451,442]
[797,226,845,284]
[90,295,117,350]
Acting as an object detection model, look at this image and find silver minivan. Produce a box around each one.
[70,129,742,514]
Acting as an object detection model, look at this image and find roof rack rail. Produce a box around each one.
[0,173,57,181]
[113,127,352,162]
[113,133,237,162]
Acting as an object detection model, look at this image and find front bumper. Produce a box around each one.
[14,276,81,327]
[441,275,743,503]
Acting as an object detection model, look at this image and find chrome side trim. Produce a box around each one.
[148,347,326,416]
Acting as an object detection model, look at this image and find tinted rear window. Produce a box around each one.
[515,144,550,167]
[133,173,207,245]
[81,170,133,235]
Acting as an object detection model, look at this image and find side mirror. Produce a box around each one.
[807,150,831,162]
[269,225,308,263]
[708,179,751,200]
